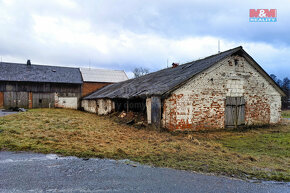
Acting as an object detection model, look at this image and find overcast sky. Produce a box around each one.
[0,0,289,78]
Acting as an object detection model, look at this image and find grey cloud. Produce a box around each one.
[0,0,289,79]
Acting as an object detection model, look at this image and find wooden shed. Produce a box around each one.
[82,46,286,130]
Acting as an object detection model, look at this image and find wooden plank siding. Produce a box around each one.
[0,81,81,109]
[4,92,29,108]
[0,81,81,93]
[225,97,245,128]
[32,93,55,108]
[151,96,162,128]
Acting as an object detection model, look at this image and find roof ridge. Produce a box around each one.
[0,61,79,69]
[80,67,126,73]
[115,46,243,82]
[181,46,242,66]
[84,46,244,100]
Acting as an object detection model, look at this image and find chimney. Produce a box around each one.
[27,60,31,66]
[172,63,179,68]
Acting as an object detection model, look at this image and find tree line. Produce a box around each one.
[270,74,290,109]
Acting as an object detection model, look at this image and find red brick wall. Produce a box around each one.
[0,92,3,108]
[28,92,33,109]
[82,82,112,97]
[163,92,225,131]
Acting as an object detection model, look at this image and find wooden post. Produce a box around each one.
[126,100,129,112]
[235,97,238,129]
[146,98,152,124]
[151,96,161,128]
[28,92,33,109]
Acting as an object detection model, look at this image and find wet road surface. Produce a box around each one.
[0,110,18,117]
[0,151,289,193]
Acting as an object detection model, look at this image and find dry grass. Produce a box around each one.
[282,110,290,118]
[0,109,289,181]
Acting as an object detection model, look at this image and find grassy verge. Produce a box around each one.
[0,109,289,181]
[282,110,290,118]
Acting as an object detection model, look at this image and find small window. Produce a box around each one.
[39,99,42,104]
[234,59,239,66]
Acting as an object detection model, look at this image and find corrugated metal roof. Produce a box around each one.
[0,62,82,84]
[84,46,243,100]
[80,68,128,83]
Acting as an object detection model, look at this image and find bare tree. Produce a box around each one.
[133,67,149,78]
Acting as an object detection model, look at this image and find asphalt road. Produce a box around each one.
[0,151,289,193]
[0,110,18,117]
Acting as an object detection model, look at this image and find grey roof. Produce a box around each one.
[0,62,83,84]
[80,68,128,83]
[84,46,244,100]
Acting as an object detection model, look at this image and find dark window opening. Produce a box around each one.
[234,59,239,66]
[39,99,42,104]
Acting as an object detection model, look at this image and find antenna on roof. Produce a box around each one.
[167,59,168,68]
[218,40,221,53]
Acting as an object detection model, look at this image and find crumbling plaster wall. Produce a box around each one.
[81,99,115,115]
[82,99,97,113]
[55,93,79,109]
[97,99,115,115]
[163,55,281,131]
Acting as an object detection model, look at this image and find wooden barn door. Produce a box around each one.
[4,92,28,108]
[4,92,16,108]
[33,93,55,108]
[17,92,29,108]
[225,97,245,128]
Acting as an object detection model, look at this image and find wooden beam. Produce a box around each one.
[151,96,161,128]
[126,100,129,112]
[146,98,152,124]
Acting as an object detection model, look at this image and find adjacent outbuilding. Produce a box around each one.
[0,61,82,109]
[0,61,128,110]
[82,46,286,130]
[80,68,128,97]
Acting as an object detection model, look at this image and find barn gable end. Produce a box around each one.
[162,54,281,130]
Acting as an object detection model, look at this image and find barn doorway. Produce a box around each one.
[4,92,29,108]
[32,93,55,108]
[225,96,245,128]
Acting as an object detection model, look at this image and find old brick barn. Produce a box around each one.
[82,46,286,130]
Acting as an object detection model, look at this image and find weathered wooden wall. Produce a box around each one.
[0,81,81,93]
[0,81,81,109]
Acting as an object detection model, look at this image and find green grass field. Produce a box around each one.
[0,109,289,181]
